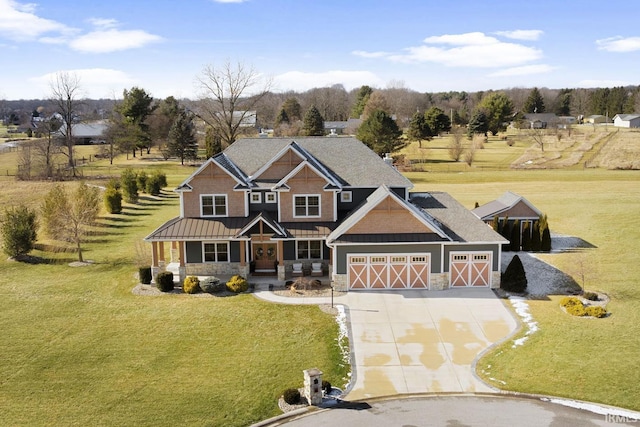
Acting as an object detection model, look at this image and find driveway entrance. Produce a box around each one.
[344,288,517,400]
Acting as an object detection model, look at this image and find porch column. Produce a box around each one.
[178,241,186,284]
[171,241,178,263]
[158,242,165,269]
[151,241,159,267]
[277,240,285,281]
[239,240,246,266]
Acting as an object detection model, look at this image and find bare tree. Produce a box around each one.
[448,127,465,161]
[195,60,272,147]
[528,128,547,152]
[49,72,83,176]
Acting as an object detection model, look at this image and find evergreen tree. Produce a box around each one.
[477,92,514,135]
[351,85,373,118]
[204,126,222,158]
[120,168,139,204]
[406,111,431,148]
[510,219,521,251]
[501,254,527,293]
[424,107,451,136]
[274,108,289,127]
[491,216,500,233]
[467,111,489,137]
[531,221,541,252]
[1,205,37,258]
[356,109,405,156]
[302,106,325,136]
[168,109,198,165]
[281,98,302,122]
[554,89,572,116]
[521,221,532,251]
[523,87,545,113]
[541,226,552,252]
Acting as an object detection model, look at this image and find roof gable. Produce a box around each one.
[471,191,542,220]
[175,154,249,192]
[328,186,449,243]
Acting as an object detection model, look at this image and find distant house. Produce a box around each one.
[53,119,108,144]
[613,114,640,128]
[472,191,542,237]
[584,115,608,124]
[324,118,362,135]
[522,113,558,129]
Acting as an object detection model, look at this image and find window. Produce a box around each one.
[340,191,352,203]
[294,195,320,217]
[250,193,261,204]
[203,242,229,262]
[265,192,277,203]
[297,240,322,259]
[201,194,227,217]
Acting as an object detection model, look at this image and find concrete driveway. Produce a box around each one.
[342,288,517,400]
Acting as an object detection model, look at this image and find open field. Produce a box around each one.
[0,133,639,425]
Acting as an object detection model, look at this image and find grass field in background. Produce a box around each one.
[0,133,639,425]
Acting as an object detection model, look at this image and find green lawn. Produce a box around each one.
[414,168,640,411]
[1,139,639,424]
[0,151,349,426]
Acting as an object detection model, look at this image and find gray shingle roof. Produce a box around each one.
[223,137,412,188]
[411,192,507,243]
[471,191,541,220]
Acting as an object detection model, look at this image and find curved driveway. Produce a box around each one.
[254,286,518,399]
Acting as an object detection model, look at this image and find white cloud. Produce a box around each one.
[356,32,542,68]
[69,28,163,53]
[273,70,384,92]
[489,64,556,77]
[576,79,631,88]
[596,36,640,52]
[31,68,137,98]
[87,18,119,29]
[494,30,543,41]
[0,0,76,41]
[352,50,391,58]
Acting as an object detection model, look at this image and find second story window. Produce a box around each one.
[294,195,320,217]
[201,194,227,217]
[250,193,261,204]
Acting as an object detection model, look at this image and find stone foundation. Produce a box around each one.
[491,271,501,289]
[185,262,244,278]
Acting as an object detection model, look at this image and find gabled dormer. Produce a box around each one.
[176,153,250,218]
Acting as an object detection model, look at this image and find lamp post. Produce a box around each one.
[330,283,334,308]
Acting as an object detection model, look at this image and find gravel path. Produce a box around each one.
[501,234,585,297]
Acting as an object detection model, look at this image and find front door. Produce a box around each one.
[254,242,277,272]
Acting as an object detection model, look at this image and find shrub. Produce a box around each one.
[282,388,301,405]
[501,255,527,293]
[322,380,332,395]
[226,275,249,293]
[145,174,163,196]
[121,168,138,204]
[155,271,174,292]
[565,302,587,317]
[200,277,223,293]
[183,276,200,294]
[560,296,582,308]
[104,186,123,214]
[136,171,148,193]
[583,291,599,301]
[586,306,607,318]
[541,226,552,252]
[138,267,152,284]
[0,205,37,258]
[156,171,168,188]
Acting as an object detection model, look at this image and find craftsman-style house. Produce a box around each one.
[145,137,506,291]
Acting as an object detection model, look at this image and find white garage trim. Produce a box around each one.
[449,251,492,287]
[347,253,430,290]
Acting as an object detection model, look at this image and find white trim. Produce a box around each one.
[250,193,262,204]
[347,252,431,290]
[448,251,492,287]
[293,194,321,218]
[202,241,230,263]
[179,192,185,218]
[265,192,277,203]
[200,194,228,217]
[295,239,324,260]
[340,191,352,203]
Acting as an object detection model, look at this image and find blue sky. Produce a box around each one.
[1,0,640,100]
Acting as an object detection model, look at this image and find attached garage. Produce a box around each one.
[449,252,492,287]
[348,253,430,290]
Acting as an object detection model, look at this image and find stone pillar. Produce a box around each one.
[178,242,186,284]
[277,264,286,281]
[303,368,323,406]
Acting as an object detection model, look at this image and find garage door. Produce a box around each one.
[450,252,491,287]
[348,254,429,290]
